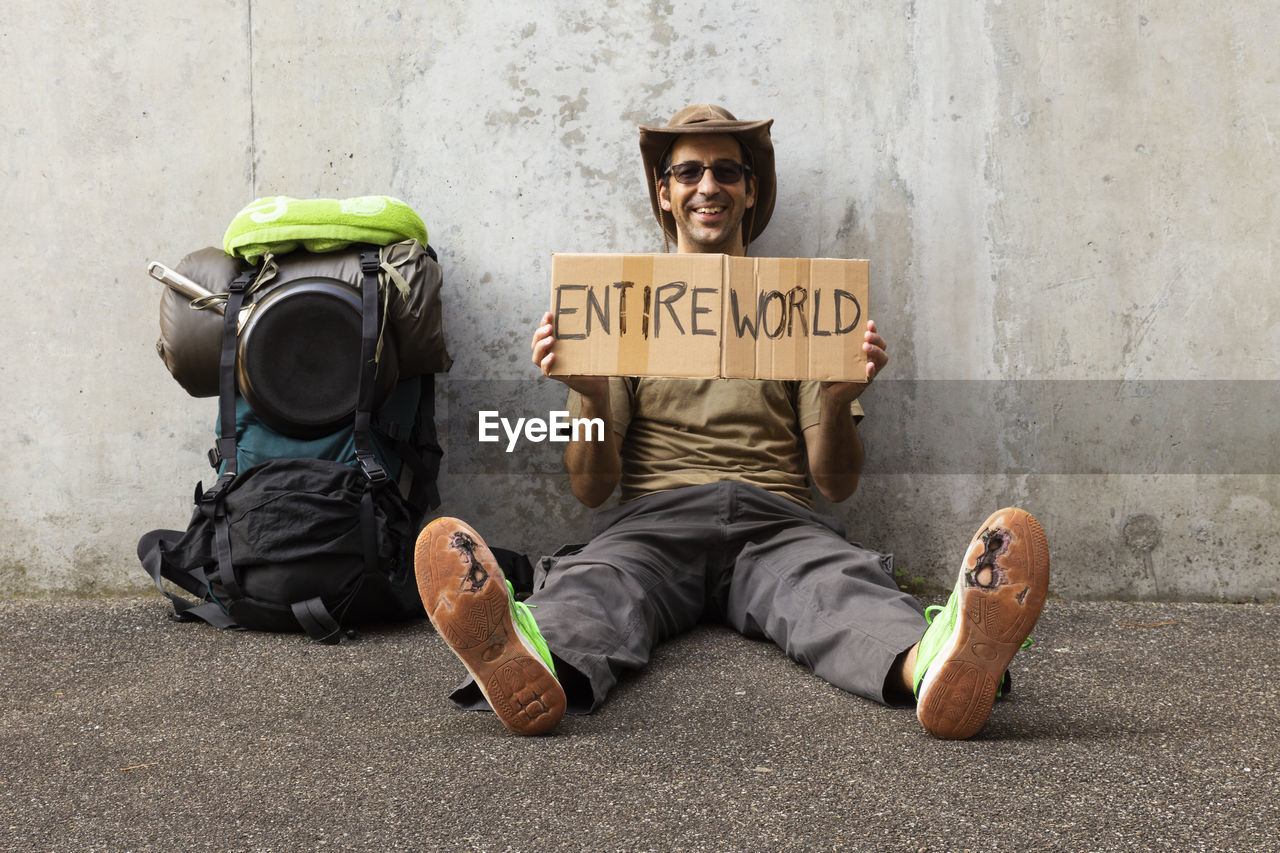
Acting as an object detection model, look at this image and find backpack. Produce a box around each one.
[140,212,449,642]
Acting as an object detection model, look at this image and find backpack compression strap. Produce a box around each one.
[207,269,255,487]
[199,268,257,606]
[137,266,257,632]
[285,250,387,643]
[136,529,238,629]
[353,249,388,484]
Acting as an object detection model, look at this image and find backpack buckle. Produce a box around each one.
[358,454,388,484]
[207,437,236,470]
[199,473,235,509]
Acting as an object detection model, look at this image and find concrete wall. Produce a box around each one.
[2,0,1276,600]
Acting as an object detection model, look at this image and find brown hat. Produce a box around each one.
[639,104,776,247]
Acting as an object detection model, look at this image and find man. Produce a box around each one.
[414,104,1050,739]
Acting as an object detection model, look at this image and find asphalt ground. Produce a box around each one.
[1,597,1276,853]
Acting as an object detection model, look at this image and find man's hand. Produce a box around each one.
[532,311,609,399]
[807,319,887,502]
[531,310,621,507]
[819,319,888,403]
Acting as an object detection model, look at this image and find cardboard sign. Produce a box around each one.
[549,253,868,381]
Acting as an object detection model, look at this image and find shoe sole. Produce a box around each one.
[414,517,566,736]
[917,507,1050,739]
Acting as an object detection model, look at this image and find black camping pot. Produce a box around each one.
[236,276,399,438]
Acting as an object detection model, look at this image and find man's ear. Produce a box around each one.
[657,178,672,211]
[745,174,757,209]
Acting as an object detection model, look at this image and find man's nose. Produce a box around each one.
[696,167,722,194]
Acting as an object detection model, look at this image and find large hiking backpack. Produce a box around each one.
[139,197,450,642]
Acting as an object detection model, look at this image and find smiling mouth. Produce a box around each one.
[691,205,726,216]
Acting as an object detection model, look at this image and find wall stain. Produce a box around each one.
[1123,513,1163,597]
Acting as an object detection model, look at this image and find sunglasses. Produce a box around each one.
[663,160,752,185]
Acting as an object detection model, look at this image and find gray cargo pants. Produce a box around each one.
[450,481,928,714]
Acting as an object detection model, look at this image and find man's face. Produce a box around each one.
[658,133,757,255]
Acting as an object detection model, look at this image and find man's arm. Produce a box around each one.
[532,311,623,507]
[804,320,888,503]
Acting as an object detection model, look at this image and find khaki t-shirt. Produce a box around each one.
[568,378,864,509]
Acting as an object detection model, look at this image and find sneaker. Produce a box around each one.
[914,507,1050,739]
[414,517,566,735]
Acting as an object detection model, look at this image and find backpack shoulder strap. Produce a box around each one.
[387,373,442,515]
